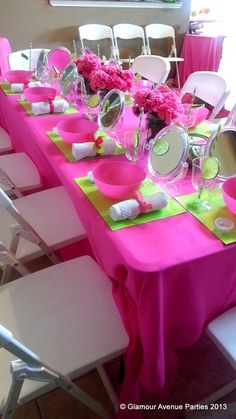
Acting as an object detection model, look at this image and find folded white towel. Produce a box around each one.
[109,191,168,221]
[10,81,41,93]
[72,138,116,161]
[31,99,69,115]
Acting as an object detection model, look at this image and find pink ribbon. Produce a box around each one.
[48,99,54,113]
[94,136,103,150]
[133,191,153,214]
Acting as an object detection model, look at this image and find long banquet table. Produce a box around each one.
[1,88,236,412]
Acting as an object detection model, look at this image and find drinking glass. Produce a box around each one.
[191,157,212,211]
[123,129,147,162]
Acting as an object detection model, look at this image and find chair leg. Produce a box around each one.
[97,365,119,412]
[184,379,236,418]
[199,379,236,406]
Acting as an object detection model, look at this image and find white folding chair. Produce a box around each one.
[8,48,50,71]
[0,152,42,198]
[0,186,86,282]
[180,71,230,121]
[78,24,115,58]
[0,127,13,154]
[0,248,129,419]
[225,102,236,125]
[131,55,170,84]
[145,24,182,89]
[185,307,236,417]
[113,24,147,64]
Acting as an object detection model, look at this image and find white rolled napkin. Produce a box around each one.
[31,99,69,115]
[72,138,116,161]
[109,191,168,221]
[72,142,96,160]
[11,81,41,93]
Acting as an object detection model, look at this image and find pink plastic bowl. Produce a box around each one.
[177,104,209,128]
[57,116,98,144]
[24,87,57,103]
[93,161,146,200]
[4,70,33,84]
[222,177,236,215]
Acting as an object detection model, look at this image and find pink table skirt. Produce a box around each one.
[0,38,11,76]
[178,33,224,88]
[1,89,236,409]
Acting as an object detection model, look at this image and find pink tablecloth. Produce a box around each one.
[1,89,236,413]
[0,38,11,76]
[179,33,224,87]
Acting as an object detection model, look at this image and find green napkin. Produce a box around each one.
[47,131,124,162]
[75,176,185,230]
[176,188,236,245]
[18,98,78,116]
[0,82,18,95]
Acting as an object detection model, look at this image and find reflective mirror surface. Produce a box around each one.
[35,49,48,80]
[98,89,124,131]
[60,63,78,96]
[148,125,189,179]
[205,127,236,179]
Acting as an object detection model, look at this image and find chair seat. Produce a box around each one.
[0,127,13,153]
[0,256,128,409]
[0,152,42,193]
[0,206,43,262]
[13,186,86,249]
[208,306,236,370]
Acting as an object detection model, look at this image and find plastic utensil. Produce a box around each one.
[222,177,236,215]
[57,116,98,144]
[24,86,57,103]
[93,161,146,200]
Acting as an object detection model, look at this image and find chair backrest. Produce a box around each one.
[8,48,50,71]
[78,24,115,57]
[113,24,147,58]
[145,24,176,56]
[226,102,236,125]
[131,55,170,84]
[180,71,230,121]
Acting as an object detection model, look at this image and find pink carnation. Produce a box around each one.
[133,84,182,124]
[75,53,101,79]
[89,64,134,92]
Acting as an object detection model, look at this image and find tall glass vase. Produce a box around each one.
[145,113,166,143]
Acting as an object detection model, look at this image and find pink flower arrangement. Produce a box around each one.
[90,64,134,92]
[75,53,102,79]
[75,52,134,92]
[133,84,183,125]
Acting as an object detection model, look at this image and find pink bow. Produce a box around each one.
[133,191,153,213]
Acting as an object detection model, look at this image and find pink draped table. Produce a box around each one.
[1,88,236,412]
[178,33,224,87]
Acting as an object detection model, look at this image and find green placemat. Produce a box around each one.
[176,189,236,245]
[0,82,18,95]
[47,131,124,162]
[188,121,217,139]
[75,176,186,230]
[18,98,78,116]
